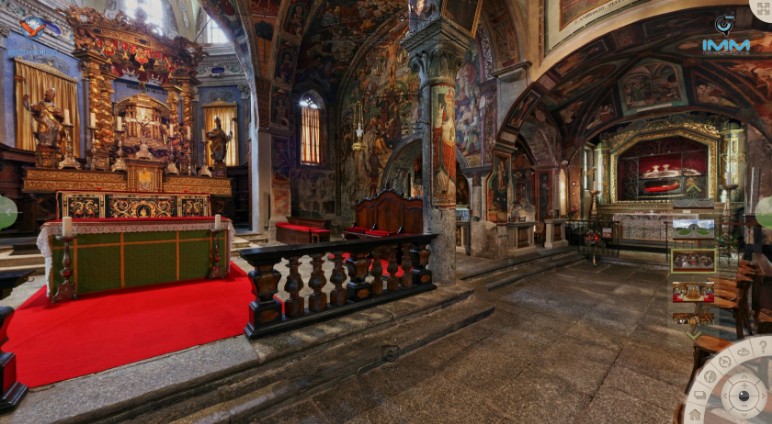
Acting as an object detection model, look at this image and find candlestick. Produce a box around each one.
[750,167,756,213]
[63,109,71,126]
[214,214,221,230]
[62,216,73,237]
[90,112,96,128]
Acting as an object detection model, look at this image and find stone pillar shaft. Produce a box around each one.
[403,20,472,284]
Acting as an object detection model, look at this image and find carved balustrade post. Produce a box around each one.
[410,242,433,285]
[346,251,372,301]
[371,248,384,296]
[308,253,327,312]
[400,243,413,289]
[329,251,347,306]
[245,259,282,337]
[284,256,305,318]
[385,245,399,292]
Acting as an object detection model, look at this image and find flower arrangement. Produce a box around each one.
[585,229,605,248]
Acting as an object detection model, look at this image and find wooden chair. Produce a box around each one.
[686,269,756,393]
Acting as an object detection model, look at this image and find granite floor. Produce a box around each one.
[258,261,693,424]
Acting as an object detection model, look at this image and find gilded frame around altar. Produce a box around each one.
[602,118,719,204]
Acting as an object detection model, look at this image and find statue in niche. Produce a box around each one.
[206,116,232,165]
[23,88,66,148]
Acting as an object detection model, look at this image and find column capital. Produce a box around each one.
[402,18,472,86]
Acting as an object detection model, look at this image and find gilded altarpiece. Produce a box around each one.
[602,119,719,205]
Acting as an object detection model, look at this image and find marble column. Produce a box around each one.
[403,20,472,283]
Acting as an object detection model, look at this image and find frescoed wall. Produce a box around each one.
[339,25,420,221]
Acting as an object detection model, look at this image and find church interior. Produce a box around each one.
[0,0,770,422]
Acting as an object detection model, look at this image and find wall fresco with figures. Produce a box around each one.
[338,25,419,221]
[338,25,494,221]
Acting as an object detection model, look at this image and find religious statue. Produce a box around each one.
[23,88,66,148]
[206,117,232,163]
[205,116,233,177]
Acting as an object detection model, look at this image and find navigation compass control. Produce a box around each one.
[685,335,772,423]
[720,372,766,419]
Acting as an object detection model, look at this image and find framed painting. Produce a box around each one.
[670,248,717,274]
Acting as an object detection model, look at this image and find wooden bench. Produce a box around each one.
[275,221,331,244]
[286,216,331,230]
[344,190,422,239]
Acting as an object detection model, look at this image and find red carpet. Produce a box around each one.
[6,264,253,388]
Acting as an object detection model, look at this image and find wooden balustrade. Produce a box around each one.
[240,234,437,339]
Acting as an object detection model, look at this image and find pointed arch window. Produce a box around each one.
[299,93,323,165]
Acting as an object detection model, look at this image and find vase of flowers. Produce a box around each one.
[585,223,605,266]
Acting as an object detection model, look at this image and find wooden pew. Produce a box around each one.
[344,190,422,239]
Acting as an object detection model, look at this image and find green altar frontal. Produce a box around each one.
[41,219,231,297]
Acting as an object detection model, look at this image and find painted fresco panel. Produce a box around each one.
[432,86,457,208]
[545,0,647,52]
[487,152,509,222]
[619,60,687,116]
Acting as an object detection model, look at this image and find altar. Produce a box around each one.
[37,217,234,300]
[17,7,233,222]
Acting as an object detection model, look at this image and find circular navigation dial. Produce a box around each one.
[720,372,766,419]
[685,335,772,423]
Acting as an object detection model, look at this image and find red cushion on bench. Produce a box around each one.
[365,229,390,237]
[345,226,368,233]
[308,228,330,234]
[276,222,311,232]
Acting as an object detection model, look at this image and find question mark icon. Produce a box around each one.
[761,340,767,353]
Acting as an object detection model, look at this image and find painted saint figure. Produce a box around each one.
[23,88,66,148]
[432,92,456,204]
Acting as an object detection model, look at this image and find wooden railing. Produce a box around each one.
[239,234,437,339]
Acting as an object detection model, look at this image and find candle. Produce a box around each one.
[169,123,174,134]
[90,112,96,128]
[750,167,756,212]
[63,109,71,126]
[32,119,38,132]
[116,116,123,129]
[214,214,221,230]
[62,216,73,237]
[186,126,191,139]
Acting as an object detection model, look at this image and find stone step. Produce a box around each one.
[483,253,585,291]
[462,248,579,284]
[237,233,269,244]
[231,237,251,249]
[9,285,485,424]
[0,251,45,269]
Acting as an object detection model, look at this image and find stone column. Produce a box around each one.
[720,124,746,203]
[403,20,472,284]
